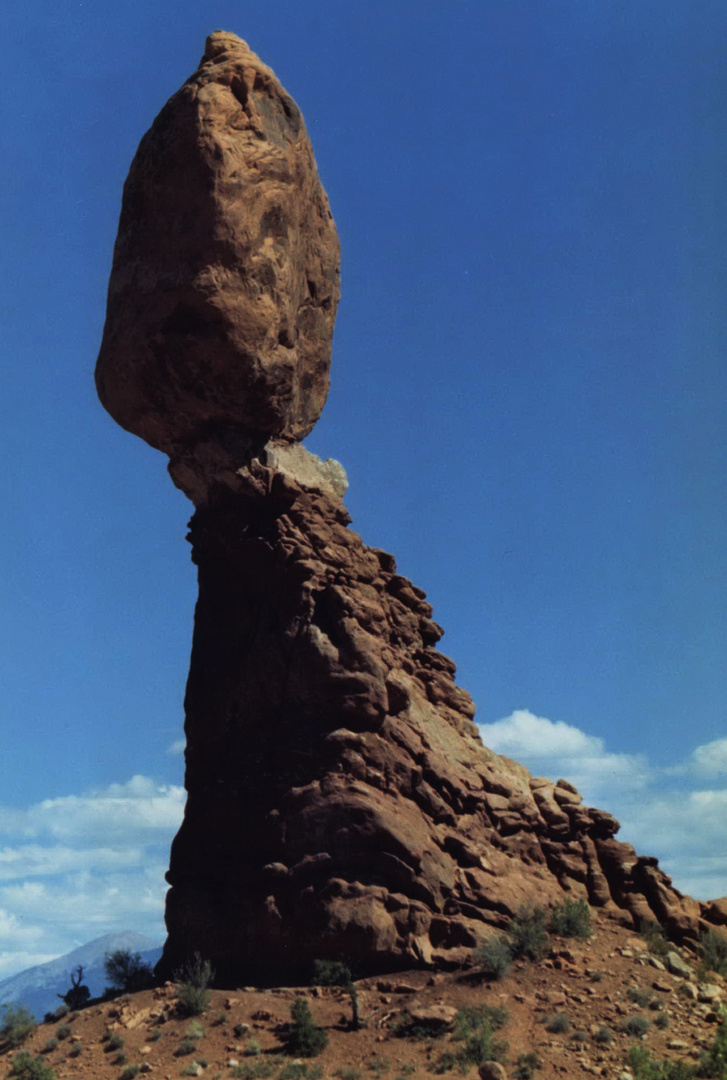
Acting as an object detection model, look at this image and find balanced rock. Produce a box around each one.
[96,34,722,988]
[96,31,340,467]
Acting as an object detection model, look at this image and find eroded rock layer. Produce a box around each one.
[156,457,704,985]
[96,31,340,457]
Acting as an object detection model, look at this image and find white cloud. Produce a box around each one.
[0,776,184,980]
[478,709,727,902]
[690,737,727,777]
[478,709,648,802]
[167,739,186,756]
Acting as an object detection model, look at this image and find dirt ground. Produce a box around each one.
[1,911,724,1080]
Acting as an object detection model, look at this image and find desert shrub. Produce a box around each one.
[113,1051,127,1065]
[119,1066,140,1080]
[549,898,592,940]
[234,1022,250,1039]
[571,1030,588,1043]
[513,1051,540,1079]
[68,1044,82,1058]
[104,949,154,994]
[182,1066,201,1078]
[281,1065,324,1080]
[285,998,328,1057]
[392,1011,447,1041]
[8,1052,57,1080]
[589,970,604,982]
[1,1005,37,1048]
[313,958,360,1028]
[509,906,550,961]
[211,1010,226,1026]
[545,1012,570,1034]
[701,931,727,978]
[105,1032,125,1052]
[174,1036,198,1056]
[655,1013,670,1030]
[334,1069,362,1080]
[185,1021,205,1040]
[629,986,655,1008]
[640,920,671,958]
[698,1013,727,1079]
[434,1005,508,1072]
[622,1015,651,1038]
[55,1025,71,1041]
[629,1044,697,1080]
[367,1058,390,1075]
[245,1038,261,1055]
[41,1038,58,1054]
[473,935,512,979]
[174,953,214,1017]
[149,1027,163,1042]
[230,1061,277,1079]
[594,1025,613,1044]
[57,966,90,1011]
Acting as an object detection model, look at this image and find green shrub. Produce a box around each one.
[334,1070,362,1080]
[513,1051,539,1079]
[105,1032,125,1052]
[234,1022,250,1039]
[113,1051,127,1065]
[701,931,727,978]
[185,1021,205,1040]
[622,1015,651,1038]
[312,959,360,1029]
[654,1013,670,1030]
[1,1004,37,1048]
[149,1027,163,1042]
[245,1039,261,1056]
[509,906,550,961]
[230,1061,277,1079]
[367,1058,390,1075]
[41,1038,58,1054]
[174,1036,198,1056]
[594,1025,613,1044]
[104,949,154,994]
[549,898,592,940]
[55,1025,72,1040]
[571,1030,588,1043]
[629,986,654,1008]
[174,953,214,1017]
[119,1067,140,1080]
[68,1044,82,1058]
[286,998,328,1057]
[545,1013,570,1034]
[433,1005,509,1072]
[640,920,671,958]
[629,1044,697,1080]
[473,935,512,979]
[211,1010,227,1026]
[392,1011,447,1041]
[280,1065,324,1080]
[8,1052,57,1080]
[698,1013,727,1078]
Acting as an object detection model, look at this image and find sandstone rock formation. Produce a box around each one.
[96,32,720,987]
[96,30,340,465]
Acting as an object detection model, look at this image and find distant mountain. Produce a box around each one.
[0,932,163,1019]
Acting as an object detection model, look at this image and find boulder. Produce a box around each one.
[96,31,340,468]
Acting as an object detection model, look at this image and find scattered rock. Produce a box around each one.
[407,1004,457,1031]
[479,1063,508,1080]
[665,952,694,979]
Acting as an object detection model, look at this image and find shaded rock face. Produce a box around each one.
[155,457,703,985]
[96,34,716,988]
[96,31,340,461]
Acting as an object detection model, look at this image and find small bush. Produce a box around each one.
[509,906,550,961]
[113,1051,127,1066]
[622,1015,651,1038]
[654,1012,670,1030]
[701,930,727,978]
[514,1051,539,1079]
[174,953,214,1017]
[392,1011,447,1041]
[549,898,592,940]
[473,935,512,979]
[367,1058,390,1076]
[185,1021,205,1040]
[545,1012,570,1034]
[231,1061,277,1079]
[594,1025,613,1044]
[1,1005,37,1048]
[119,1067,140,1080]
[640,920,670,958]
[571,1030,588,1043]
[55,1025,71,1040]
[280,1066,325,1080]
[41,1038,58,1054]
[8,1052,57,1080]
[629,986,654,1008]
[286,998,328,1057]
[149,1027,163,1042]
[699,1013,727,1079]
[104,949,154,994]
[245,1039,261,1056]
[106,1033,125,1052]
[174,1036,198,1056]
[68,1044,82,1058]
[334,1070,362,1080]
[211,1011,227,1026]
[234,1022,250,1039]
[629,1044,697,1080]
[434,1005,509,1072]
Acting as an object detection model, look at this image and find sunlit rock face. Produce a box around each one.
[97,33,714,988]
[96,31,340,467]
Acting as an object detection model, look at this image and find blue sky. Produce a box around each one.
[0,1,725,976]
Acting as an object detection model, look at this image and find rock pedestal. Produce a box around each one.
[96,32,718,988]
